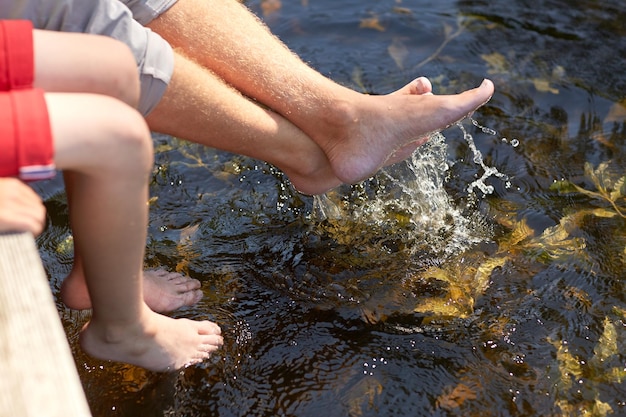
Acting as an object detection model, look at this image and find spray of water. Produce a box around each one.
[464,117,512,195]
[311,126,497,259]
[298,119,519,323]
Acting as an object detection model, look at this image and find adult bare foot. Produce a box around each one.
[270,120,342,196]
[393,76,433,96]
[60,267,203,313]
[80,304,223,372]
[386,77,434,164]
[283,76,437,195]
[317,79,495,184]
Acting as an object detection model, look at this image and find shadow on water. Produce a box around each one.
[33,0,626,416]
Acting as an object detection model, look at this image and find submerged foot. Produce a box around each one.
[320,78,495,184]
[61,268,203,313]
[142,270,204,313]
[80,305,223,372]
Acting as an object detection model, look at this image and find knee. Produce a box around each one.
[120,115,154,173]
[105,104,154,175]
[104,38,142,108]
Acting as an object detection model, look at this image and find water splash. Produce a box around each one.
[311,131,492,259]
[464,117,512,195]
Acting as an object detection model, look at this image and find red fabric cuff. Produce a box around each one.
[0,21,53,181]
[0,20,35,91]
[0,92,18,177]
[0,89,55,181]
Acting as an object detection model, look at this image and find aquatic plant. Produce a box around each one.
[551,161,626,219]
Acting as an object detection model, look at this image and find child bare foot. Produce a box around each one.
[142,270,204,312]
[80,304,223,372]
[61,268,203,313]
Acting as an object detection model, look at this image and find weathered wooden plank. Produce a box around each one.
[0,232,91,417]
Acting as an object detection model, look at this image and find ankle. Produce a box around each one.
[88,312,152,345]
[319,98,358,135]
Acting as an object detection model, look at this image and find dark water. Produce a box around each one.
[35,0,626,416]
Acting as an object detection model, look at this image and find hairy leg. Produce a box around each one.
[148,0,494,184]
[145,51,341,195]
[47,92,222,371]
[145,54,438,194]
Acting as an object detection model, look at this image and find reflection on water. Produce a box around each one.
[33,0,626,416]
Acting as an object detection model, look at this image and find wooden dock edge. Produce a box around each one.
[0,232,92,417]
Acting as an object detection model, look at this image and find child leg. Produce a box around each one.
[32,29,140,107]
[28,29,201,312]
[61,169,203,314]
[47,92,222,371]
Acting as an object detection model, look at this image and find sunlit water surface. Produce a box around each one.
[34,0,626,416]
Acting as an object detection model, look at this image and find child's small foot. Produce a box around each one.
[61,268,203,313]
[80,306,223,372]
[142,270,204,313]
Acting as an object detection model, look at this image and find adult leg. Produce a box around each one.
[145,52,436,194]
[5,0,470,193]
[145,51,341,195]
[30,29,203,312]
[148,0,495,183]
[47,92,222,371]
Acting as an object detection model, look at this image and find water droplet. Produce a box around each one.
[470,117,497,136]
[458,121,509,196]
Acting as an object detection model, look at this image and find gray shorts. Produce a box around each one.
[0,0,177,115]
